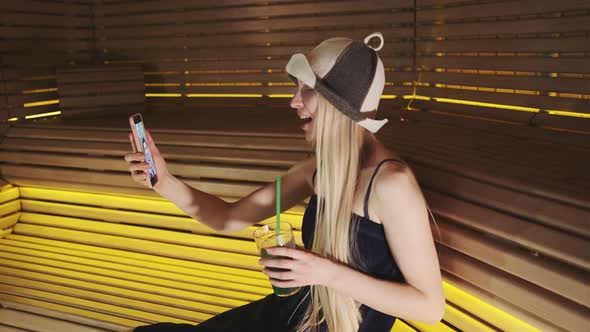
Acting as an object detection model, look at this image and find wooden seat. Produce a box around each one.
[1,115,589,331]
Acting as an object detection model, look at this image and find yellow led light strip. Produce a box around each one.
[24,111,62,119]
[5,186,544,331]
[185,94,263,98]
[23,99,59,107]
[7,117,18,122]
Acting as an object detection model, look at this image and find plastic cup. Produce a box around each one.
[253,222,301,297]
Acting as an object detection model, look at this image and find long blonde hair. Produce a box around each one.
[293,93,442,332]
[294,94,366,332]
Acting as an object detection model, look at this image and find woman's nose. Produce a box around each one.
[290,91,303,109]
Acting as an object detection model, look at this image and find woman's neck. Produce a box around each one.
[360,133,380,169]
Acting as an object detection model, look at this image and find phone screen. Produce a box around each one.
[133,117,158,186]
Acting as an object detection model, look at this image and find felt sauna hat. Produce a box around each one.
[285,32,388,133]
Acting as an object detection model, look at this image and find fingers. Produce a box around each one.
[263,268,293,281]
[128,132,137,153]
[129,162,150,173]
[131,171,147,183]
[124,152,145,163]
[259,258,293,269]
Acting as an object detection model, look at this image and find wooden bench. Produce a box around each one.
[1,116,588,331]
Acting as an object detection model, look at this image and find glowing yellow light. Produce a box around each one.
[145,83,181,87]
[145,93,182,97]
[22,88,58,94]
[267,94,293,98]
[380,95,397,99]
[267,82,296,87]
[185,94,263,98]
[186,83,262,87]
[547,110,590,118]
[443,281,541,332]
[7,117,18,122]
[402,95,431,100]
[432,98,539,113]
[23,100,59,107]
[24,111,62,119]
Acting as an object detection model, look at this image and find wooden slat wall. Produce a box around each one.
[93,0,415,112]
[56,64,146,118]
[0,0,95,120]
[412,0,590,132]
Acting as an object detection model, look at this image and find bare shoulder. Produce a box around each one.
[372,160,427,223]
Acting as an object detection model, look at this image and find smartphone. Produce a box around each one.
[129,113,158,187]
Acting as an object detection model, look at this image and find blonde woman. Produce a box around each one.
[125,32,445,332]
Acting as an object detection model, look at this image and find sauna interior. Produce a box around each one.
[0,0,589,331]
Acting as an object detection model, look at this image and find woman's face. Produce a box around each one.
[290,79,318,143]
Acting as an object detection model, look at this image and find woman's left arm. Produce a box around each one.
[261,166,446,325]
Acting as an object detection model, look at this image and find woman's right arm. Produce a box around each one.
[125,129,315,234]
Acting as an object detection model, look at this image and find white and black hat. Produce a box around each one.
[285,32,388,133]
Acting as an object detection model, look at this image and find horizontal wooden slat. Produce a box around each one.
[0,26,92,39]
[438,245,589,332]
[97,9,413,30]
[408,99,538,124]
[418,71,590,94]
[1,53,92,67]
[0,201,20,219]
[412,161,589,239]
[0,283,198,324]
[441,271,569,332]
[0,244,268,300]
[56,66,144,84]
[11,223,261,271]
[0,271,232,317]
[0,307,107,332]
[426,190,590,271]
[4,127,310,151]
[7,234,265,281]
[417,15,590,37]
[0,40,93,53]
[101,27,412,49]
[59,93,145,109]
[96,0,413,18]
[417,0,590,22]
[417,55,590,73]
[417,37,590,53]
[404,104,587,149]
[5,232,260,290]
[0,0,91,16]
[434,217,589,307]
[418,86,590,113]
[100,41,412,58]
[16,186,306,219]
[58,81,145,96]
[0,165,260,198]
[0,13,91,27]
[0,137,305,167]
[0,188,19,205]
[0,296,143,328]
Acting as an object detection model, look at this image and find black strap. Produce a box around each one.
[363,158,406,219]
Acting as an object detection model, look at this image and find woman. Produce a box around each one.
[124,32,445,332]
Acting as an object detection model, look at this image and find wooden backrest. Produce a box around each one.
[56,64,146,118]
[411,0,590,132]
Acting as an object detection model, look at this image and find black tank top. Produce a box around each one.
[301,158,407,332]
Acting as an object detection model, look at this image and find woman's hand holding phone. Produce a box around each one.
[125,129,171,190]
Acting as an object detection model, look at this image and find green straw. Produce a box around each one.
[276,175,281,242]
